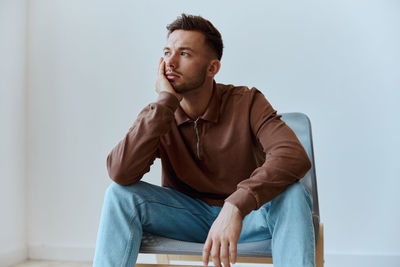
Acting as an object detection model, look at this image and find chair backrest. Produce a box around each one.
[280,113,320,231]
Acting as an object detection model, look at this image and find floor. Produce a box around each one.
[10,260,92,267]
[9,260,269,267]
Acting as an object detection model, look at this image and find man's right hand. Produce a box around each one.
[155,57,183,101]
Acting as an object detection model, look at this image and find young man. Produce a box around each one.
[93,14,315,267]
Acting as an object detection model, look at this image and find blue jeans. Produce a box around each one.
[93,181,315,267]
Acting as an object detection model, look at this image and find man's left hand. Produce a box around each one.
[202,202,243,267]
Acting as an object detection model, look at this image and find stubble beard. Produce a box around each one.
[171,67,208,94]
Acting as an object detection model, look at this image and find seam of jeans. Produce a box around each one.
[121,208,139,267]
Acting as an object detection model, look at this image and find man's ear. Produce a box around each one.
[207,59,221,77]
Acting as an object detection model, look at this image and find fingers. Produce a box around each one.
[229,241,237,264]
[155,58,162,94]
[158,57,164,76]
[202,238,212,266]
[204,236,238,267]
[220,241,230,267]
[211,240,221,267]
[202,203,242,267]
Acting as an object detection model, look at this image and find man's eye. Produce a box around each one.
[181,52,188,56]
[164,51,170,56]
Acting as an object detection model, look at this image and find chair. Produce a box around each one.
[136,112,324,267]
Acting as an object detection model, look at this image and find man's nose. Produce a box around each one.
[165,53,178,69]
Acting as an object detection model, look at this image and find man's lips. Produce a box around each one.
[166,72,180,80]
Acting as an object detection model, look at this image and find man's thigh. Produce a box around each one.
[239,203,272,243]
[238,182,312,243]
[116,181,216,243]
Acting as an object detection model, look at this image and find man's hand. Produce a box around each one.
[155,57,183,101]
[203,202,243,267]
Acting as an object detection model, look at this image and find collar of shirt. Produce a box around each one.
[174,81,220,126]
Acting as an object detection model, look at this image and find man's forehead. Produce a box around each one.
[165,30,206,49]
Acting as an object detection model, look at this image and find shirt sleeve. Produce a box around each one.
[106,92,180,185]
[225,89,311,217]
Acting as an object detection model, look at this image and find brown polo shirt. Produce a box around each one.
[106,82,311,217]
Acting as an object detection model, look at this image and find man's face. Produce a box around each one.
[163,30,212,93]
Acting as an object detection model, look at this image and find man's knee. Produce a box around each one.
[272,182,312,210]
[105,182,126,199]
[104,181,148,204]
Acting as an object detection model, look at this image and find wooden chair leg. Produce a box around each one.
[316,223,324,267]
[156,254,170,264]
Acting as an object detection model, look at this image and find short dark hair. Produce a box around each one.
[166,14,224,61]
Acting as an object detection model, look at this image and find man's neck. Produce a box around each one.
[179,79,214,120]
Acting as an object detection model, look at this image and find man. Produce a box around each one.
[93,14,315,267]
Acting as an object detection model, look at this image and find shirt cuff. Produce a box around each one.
[225,188,258,218]
[156,91,180,111]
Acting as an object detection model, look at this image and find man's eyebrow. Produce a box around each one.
[163,47,194,52]
[178,47,194,51]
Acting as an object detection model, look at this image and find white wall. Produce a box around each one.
[0,0,28,265]
[10,0,400,266]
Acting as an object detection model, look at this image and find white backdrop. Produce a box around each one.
[2,0,400,266]
[0,0,27,266]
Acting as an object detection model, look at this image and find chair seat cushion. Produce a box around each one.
[140,215,319,258]
[140,232,272,257]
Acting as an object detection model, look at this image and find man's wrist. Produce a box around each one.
[225,188,257,218]
[161,90,182,101]
[156,91,180,110]
[223,201,242,218]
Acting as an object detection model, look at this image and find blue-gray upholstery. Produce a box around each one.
[140,112,320,258]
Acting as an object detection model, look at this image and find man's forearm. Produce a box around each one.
[106,92,179,185]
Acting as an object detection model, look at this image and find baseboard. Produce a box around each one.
[0,246,28,266]
[28,244,94,262]
[28,244,154,263]
[325,253,400,267]
[27,245,400,267]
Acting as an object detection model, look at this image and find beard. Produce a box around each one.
[170,65,208,93]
